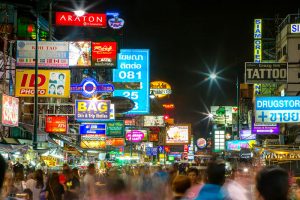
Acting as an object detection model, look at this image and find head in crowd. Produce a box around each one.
[88,163,96,175]
[206,160,226,186]
[0,154,6,189]
[35,169,44,189]
[172,175,191,197]
[256,166,289,200]
[187,168,199,185]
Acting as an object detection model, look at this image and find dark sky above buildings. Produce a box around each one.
[9,0,300,137]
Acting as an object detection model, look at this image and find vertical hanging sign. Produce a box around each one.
[254,19,262,63]
[113,49,150,114]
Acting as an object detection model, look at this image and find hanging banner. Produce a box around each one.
[45,116,68,133]
[92,42,117,67]
[113,49,150,114]
[16,41,69,67]
[75,100,110,121]
[245,62,288,84]
[69,41,91,67]
[15,69,70,98]
[56,12,107,27]
[255,96,300,123]
[0,94,19,127]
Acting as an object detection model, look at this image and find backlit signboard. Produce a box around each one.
[226,140,256,151]
[196,138,207,148]
[150,81,172,98]
[125,130,147,142]
[113,49,150,114]
[16,41,69,67]
[106,120,124,137]
[70,78,114,98]
[254,19,262,63]
[69,41,91,67]
[163,104,175,109]
[214,130,225,152]
[210,106,237,125]
[106,138,125,147]
[80,140,106,149]
[166,124,191,145]
[239,130,256,140]
[0,94,19,127]
[15,69,70,98]
[291,24,300,33]
[75,100,110,121]
[255,96,300,123]
[252,117,279,135]
[108,17,125,29]
[45,116,67,133]
[245,63,288,84]
[92,42,117,67]
[79,123,106,134]
[56,12,106,27]
[143,116,165,127]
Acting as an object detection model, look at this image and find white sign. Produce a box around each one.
[255,96,300,123]
[214,130,225,151]
[143,116,165,127]
[291,24,300,33]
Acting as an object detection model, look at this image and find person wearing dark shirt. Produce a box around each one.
[46,172,64,200]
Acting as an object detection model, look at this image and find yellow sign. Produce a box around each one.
[265,151,300,161]
[150,81,172,98]
[41,156,57,167]
[15,69,70,98]
[80,140,106,149]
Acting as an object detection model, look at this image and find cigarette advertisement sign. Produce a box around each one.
[255,96,300,123]
[166,124,191,145]
[56,12,107,27]
[45,116,68,133]
[15,69,70,98]
[0,94,19,127]
[16,41,69,67]
[69,41,91,67]
[113,49,150,114]
[92,42,117,67]
[75,100,111,121]
[245,63,288,84]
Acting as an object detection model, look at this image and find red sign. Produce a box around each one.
[45,116,67,133]
[0,94,19,127]
[106,138,125,147]
[149,133,159,142]
[164,146,170,153]
[56,12,106,27]
[163,104,175,109]
[92,42,117,67]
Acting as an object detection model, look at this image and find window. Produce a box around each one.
[298,44,300,50]
[282,45,287,56]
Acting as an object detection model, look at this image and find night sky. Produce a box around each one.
[8,0,300,137]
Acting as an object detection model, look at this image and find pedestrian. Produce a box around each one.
[224,169,249,200]
[195,160,228,200]
[255,166,289,200]
[185,168,203,200]
[171,175,191,200]
[0,154,6,190]
[45,172,65,200]
[83,163,96,200]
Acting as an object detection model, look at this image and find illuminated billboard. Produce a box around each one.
[226,140,256,151]
[75,100,110,121]
[254,19,262,63]
[45,116,68,133]
[69,41,91,67]
[143,116,165,127]
[125,129,148,142]
[56,12,107,27]
[92,42,117,67]
[150,81,172,98]
[0,94,19,127]
[15,69,70,98]
[210,106,238,125]
[166,124,191,145]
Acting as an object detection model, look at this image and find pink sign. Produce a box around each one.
[126,130,145,142]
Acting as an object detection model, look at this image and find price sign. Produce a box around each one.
[256,96,300,123]
[113,49,150,114]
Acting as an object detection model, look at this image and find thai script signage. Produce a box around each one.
[56,12,107,27]
[255,96,300,123]
[92,42,117,67]
[15,69,70,98]
[150,81,172,98]
[16,41,69,67]
[79,123,106,134]
[113,49,150,114]
[245,62,288,83]
[75,100,110,121]
[45,116,68,133]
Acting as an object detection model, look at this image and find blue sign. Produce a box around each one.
[71,78,114,98]
[158,146,164,153]
[80,123,106,134]
[113,49,150,114]
[152,147,158,156]
[146,147,152,156]
[256,96,300,123]
[108,17,125,29]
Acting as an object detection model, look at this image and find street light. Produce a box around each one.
[209,73,217,80]
[74,10,85,16]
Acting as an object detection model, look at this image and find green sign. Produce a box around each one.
[106,120,124,137]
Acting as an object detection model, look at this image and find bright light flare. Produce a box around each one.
[74,10,85,16]
[210,73,217,79]
[208,113,213,118]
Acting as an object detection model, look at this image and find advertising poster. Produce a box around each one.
[143,116,165,127]
[69,41,91,66]
[56,12,107,27]
[45,116,68,133]
[106,120,124,137]
[16,41,69,67]
[92,42,117,67]
[15,69,70,98]
[75,100,110,121]
[113,49,150,114]
[210,106,236,125]
[0,94,19,127]
[166,124,191,145]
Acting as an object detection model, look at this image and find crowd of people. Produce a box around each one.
[1,154,300,200]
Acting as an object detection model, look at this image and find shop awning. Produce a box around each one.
[3,138,19,145]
